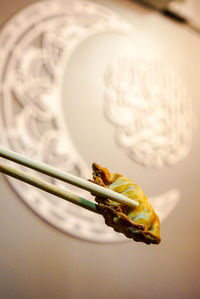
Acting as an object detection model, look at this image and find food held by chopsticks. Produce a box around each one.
[91,163,161,245]
[0,147,160,244]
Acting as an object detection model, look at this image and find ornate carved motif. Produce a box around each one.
[0,0,181,242]
[104,58,194,168]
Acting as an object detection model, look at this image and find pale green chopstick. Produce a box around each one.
[0,147,139,210]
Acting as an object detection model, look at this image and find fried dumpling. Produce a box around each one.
[91,163,161,245]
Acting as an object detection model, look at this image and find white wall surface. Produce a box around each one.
[0,0,200,298]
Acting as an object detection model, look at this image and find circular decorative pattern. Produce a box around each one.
[0,0,181,242]
[104,58,195,168]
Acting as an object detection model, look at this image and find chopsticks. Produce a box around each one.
[0,147,139,212]
[0,161,99,213]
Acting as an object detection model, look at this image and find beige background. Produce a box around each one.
[0,0,200,298]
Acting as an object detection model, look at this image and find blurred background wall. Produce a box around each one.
[0,0,200,298]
